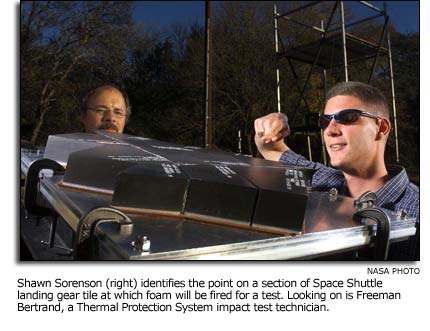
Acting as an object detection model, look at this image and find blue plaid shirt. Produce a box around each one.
[280,150,419,222]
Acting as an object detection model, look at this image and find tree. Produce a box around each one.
[210,2,278,154]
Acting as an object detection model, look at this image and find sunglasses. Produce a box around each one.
[318,109,381,130]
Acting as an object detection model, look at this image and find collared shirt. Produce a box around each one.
[280,149,419,222]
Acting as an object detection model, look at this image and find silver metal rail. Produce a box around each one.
[38,175,416,260]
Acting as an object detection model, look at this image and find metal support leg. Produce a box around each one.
[340,1,349,81]
[274,4,281,113]
[387,28,400,163]
[307,135,313,161]
[40,213,73,254]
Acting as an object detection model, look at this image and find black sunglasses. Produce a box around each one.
[318,109,381,130]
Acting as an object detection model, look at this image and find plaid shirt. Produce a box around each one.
[280,150,419,222]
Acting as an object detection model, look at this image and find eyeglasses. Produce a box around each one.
[318,109,381,130]
[87,107,126,118]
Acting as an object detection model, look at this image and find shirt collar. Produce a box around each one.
[374,165,409,207]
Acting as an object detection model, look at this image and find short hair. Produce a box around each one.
[80,84,132,122]
[325,81,389,118]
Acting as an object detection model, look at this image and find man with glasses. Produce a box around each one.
[254,81,418,224]
[80,84,130,134]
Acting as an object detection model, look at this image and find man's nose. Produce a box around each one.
[102,110,116,122]
[325,119,341,136]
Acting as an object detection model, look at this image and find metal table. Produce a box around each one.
[20,146,417,261]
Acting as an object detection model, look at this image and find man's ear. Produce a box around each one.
[377,118,391,140]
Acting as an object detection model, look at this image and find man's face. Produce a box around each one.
[323,95,382,174]
[81,86,127,134]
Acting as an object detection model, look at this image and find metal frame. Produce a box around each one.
[274,1,399,163]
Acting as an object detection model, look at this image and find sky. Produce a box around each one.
[345,1,419,33]
[132,1,419,34]
[132,1,205,30]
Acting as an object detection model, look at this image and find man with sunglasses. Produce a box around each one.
[254,81,419,226]
[80,84,131,134]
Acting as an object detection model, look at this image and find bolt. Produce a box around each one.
[131,235,150,252]
[329,187,338,202]
[396,209,407,220]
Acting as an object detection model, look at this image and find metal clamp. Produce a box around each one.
[74,207,133,260]
[353,207,391,260]
[354,191,377,210]
[24,158,65,216]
